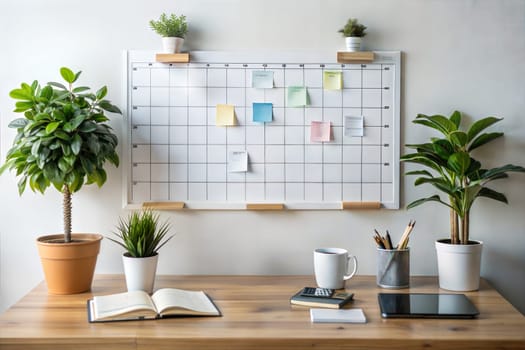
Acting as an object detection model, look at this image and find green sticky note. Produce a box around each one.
[287,86,308,107]
[323,71,342,90]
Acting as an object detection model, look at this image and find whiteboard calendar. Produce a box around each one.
[124,51,400,209]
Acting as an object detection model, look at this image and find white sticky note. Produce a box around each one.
[252,71,274,88]
[344,115,364,137]
[310,308,367,324]
[228,150,248,172]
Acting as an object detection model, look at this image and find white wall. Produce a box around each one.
[1,0,524,314]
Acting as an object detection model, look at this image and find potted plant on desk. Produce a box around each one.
[401,111,525,291]
[108,210,173,294]
[338,18,367,52]
[0,67,121,294]
[149,12,188,53]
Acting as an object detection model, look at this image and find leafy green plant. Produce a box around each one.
[149,13,188,38]
[401,111,525,244]
[108,210,173,258]
[338,18,367,37]
[0,67,121,243]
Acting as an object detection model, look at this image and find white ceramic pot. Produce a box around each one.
[161,37,184,53]
[122,253,159,294]
[345,37,362,52]
[435,239,483,291]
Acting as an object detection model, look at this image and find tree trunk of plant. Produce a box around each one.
[461,210,470,244]
[63,185,72,243]
[450,208,459,244]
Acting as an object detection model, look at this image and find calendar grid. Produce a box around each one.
[126,51,400,209]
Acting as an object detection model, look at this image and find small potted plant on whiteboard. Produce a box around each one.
[338,18,367,52]
[108,210,173,294]
[149,13,188,53]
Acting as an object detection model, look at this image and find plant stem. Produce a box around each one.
[63,185,72,243]
[450,208,459,244]
[462,209,470,244]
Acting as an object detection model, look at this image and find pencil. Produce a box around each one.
[396,220,415,250]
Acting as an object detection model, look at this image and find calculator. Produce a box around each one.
[300,287,334,298]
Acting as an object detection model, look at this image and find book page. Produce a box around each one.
[92,290,158,321]
[152,288,220,316]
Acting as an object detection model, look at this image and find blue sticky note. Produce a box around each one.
[253,102,273,123]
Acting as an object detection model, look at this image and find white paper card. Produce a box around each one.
[344,115,364,137]
[310,308,367,324]
[228,150,248,172]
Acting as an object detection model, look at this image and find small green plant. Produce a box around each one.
[401,111,525,245]
[149,13,188,38]
[338,18,367,37]
[0,67,121,243]
[108,210,173,258]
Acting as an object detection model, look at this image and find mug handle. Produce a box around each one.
[343,255,358,280]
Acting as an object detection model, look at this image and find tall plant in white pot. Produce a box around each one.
[401,111,525,291]
[108,210,173,294]
[0,67,121,294]
[149,13,188,53]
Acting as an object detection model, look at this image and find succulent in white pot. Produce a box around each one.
[338,18,367,52]
[149,13,188,53]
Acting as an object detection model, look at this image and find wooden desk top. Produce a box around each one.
[1,275,524,350]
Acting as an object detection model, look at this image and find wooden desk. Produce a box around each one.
[1,275,524,350]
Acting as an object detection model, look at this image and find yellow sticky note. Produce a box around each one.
[323,71,342,90]
[216,104,236,126]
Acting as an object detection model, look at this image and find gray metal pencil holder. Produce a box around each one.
[376,248,410,289]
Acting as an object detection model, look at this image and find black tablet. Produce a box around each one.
[378,293,479,319]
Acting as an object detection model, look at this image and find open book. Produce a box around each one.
[87,288,221,322]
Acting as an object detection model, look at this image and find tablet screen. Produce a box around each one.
[378,293,479,318]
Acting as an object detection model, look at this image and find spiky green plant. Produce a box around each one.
[338,18,367,37]
[0,67,121,243]
[401,111,525,244]
[149,13,188,38]
[108,210,173,258]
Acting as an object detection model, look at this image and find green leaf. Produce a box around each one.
[79,121,97,133]
[414,114,457,135]
[73,86,90,93]
[48,82,67,90]
[449,110,462,128]
[31,139,42,157]
[58,157,71,173]
[448,152,471,175]
[14,101,35,112]
[8,118,29,129]
[449,131,468,148]
[96,86,108,100]
[98,100,122,114]
[45,121,60,134]
[407,195,450,210]
[60,67,76,83]
[9,85,34,100]
[477,187,508,204]
[71,134,82,155]
[40,85,53,100]
[468,132,503,151]
[467,116,502,143]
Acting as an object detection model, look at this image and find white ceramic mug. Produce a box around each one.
[314,248,358,289]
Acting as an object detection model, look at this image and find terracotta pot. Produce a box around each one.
[36,233,102,294]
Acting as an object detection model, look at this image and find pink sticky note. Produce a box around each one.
[310,121,331,142]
